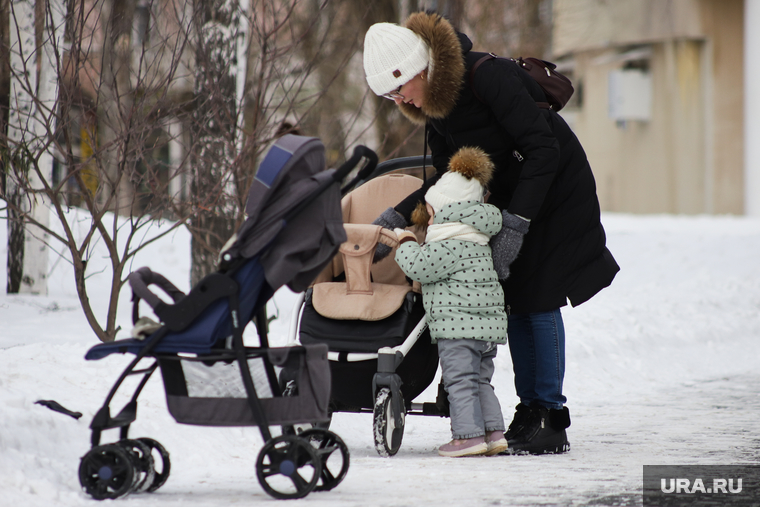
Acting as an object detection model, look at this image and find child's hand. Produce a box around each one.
[393,228,417,244]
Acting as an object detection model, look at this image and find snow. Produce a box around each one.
[2,210,760,506]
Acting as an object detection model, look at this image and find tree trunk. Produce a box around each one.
[1,0,11,291]
[6,202,24,292]
[5,0,62,295]
[97,0,137,216]
[189,0,243,286]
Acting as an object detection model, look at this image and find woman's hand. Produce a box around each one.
[371,207,407,262]
[491,211,530,279]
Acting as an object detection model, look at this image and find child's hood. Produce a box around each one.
[433,201,503,237]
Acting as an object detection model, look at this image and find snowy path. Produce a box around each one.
[3,213,760,506]
[3,321,758,507]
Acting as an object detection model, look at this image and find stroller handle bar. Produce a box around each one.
[129,266,186,311]
[359,155,433,186]
[337,145,378,194]
[128,266,239,331]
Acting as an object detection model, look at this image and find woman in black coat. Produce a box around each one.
[363,12,619,454]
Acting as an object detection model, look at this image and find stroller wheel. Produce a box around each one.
[299,429,350,491]
[136,437,171,492]
[373,387,405,457]
[78,444,136,500]
[117,439,155,493]
[256,434,321,499]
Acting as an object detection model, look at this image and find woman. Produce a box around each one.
[363,12,619,455]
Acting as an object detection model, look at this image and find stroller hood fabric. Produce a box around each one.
[225,135,347,293]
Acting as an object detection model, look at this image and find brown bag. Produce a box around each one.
[469,53,574,111]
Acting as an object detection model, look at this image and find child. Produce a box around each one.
[394,146,508,457]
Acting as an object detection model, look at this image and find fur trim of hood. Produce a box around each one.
[448,146,494,186]
[399,12,465,125]
[411,201,431,228]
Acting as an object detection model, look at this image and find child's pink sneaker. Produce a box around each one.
[485,430,508,455]
[438,436,488,457]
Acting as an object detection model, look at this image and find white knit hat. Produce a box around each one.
[425,171,485,214]
[363,22,430,96]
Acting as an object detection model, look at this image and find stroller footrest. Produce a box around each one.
[90,402,137,431]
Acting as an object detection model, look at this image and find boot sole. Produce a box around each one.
[438,443,489,457]
[484,441,508,456]
[500,441,570,455]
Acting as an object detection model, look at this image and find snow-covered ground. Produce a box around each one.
[2,209,760,506]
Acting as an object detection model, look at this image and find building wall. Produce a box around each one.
[553,0,704,55]
[704,0,744,214]
[552,0,743,214]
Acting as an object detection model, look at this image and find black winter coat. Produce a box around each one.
[393,13,619,314]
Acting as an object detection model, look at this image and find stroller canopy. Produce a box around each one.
[224,135,346,293]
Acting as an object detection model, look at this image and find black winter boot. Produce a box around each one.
[504,403,571,455]
[504,403,532,440]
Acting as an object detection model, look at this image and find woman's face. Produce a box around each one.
[394,70,427,108]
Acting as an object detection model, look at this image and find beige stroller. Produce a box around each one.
[284,158,449,456]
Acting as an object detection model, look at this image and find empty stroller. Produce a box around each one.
[285,158,450,457]
[78,135,377,500]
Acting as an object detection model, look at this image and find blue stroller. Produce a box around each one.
[78,135,377,500]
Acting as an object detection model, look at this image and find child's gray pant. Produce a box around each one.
[437,339,506,440]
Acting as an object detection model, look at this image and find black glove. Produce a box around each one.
[371,207,407,263]
[491,211,530,280]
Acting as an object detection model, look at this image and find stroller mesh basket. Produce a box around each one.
[157,345,330,427]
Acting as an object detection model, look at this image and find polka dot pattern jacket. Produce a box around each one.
[395,200,508,344]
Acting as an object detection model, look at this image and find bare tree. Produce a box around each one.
[2,0,532,343]
[0,0,396,341]
[460,0,552,59]
[186,0,390,282]
[1,0,198,341]
[4,0,63,295]
[186,0,243,285]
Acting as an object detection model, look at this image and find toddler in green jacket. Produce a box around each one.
[394,146,508,457]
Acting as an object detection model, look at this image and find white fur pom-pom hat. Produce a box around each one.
[424,147,495,214]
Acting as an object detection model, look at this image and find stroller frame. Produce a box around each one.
[78,138,377,500]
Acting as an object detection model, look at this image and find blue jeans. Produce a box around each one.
[507,309,566,410]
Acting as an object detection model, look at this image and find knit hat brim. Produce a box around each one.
[425,171,484,214]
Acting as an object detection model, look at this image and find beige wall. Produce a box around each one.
[553,0,744,214]
[553,0,704,55]
[703,0,744,213]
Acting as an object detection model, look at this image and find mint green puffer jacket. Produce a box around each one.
[395,201,508,343]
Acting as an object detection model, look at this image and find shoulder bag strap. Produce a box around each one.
[469,53,550,109]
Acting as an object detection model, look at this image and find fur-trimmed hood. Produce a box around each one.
[398,12,466,125]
